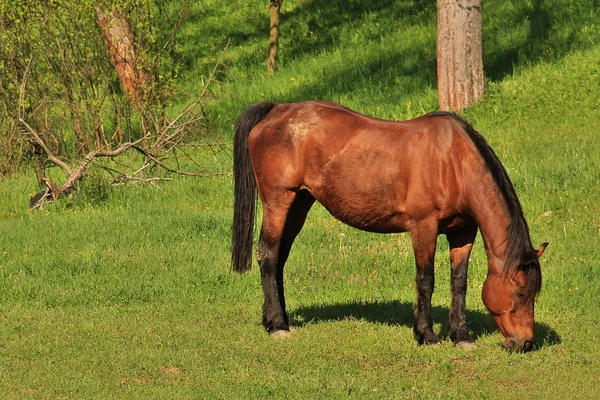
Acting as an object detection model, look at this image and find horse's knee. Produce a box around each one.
[256,246,267,265]
[256,239,277,268]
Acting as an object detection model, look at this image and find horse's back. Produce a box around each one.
[247,101,482,233]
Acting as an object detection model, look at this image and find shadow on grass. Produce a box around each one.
[179,0,600,99]
[282,0,432,61]
[291,300,561,349]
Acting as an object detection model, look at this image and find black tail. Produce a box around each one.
[231,102,276,273]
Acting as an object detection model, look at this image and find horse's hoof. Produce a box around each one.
[271,329,293,339]
[419,332,441,345]
[420,335,441,346]
[289,325,297,334]
[455,341,477,350]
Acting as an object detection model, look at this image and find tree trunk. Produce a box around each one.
[267,0,282,74]
[96,7,148,102]
[436,0,484,111]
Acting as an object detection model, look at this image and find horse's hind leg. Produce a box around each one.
[257,190,314,336]
[446,225,477,346]
[411,220,440,345]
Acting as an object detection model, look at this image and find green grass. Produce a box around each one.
[1,0,600,398]
[185,0,600,132]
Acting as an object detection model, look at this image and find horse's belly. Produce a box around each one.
[341,213,411,234]
[314,195,411,234]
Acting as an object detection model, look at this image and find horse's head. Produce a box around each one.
[482,243,548,352]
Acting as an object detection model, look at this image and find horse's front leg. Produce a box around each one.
[446,225,477,346]
[446,226,477,345]
[411,221,440,345]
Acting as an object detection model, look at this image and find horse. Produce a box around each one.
[231,100,548,352]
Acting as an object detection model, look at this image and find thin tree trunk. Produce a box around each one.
[96,7,148,102]
[267,0,282,74]
[436,0,484,111]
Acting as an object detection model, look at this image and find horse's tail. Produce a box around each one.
[231,102,277,273]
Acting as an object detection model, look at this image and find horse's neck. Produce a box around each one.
[467,183,512,273]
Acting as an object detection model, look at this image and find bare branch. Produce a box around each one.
[19,118,74,176]
[156,39,231,140]
[94,135,152,158]
[16,18,231,209]
[153,3,192,72]
[128,144,229,177]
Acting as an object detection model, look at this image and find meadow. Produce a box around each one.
[1,0,600,398]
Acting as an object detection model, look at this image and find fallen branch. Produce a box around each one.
[19,118,73,175]
[18,36,231,209]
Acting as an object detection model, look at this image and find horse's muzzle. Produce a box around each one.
[503,337,533,353]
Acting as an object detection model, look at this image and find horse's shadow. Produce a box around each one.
[290,300,561,349]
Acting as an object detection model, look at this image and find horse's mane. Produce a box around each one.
[424,111,541,302]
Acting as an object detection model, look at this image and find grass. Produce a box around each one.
[1,0,600,398]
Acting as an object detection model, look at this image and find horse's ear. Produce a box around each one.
[536,242,549,259]
[522,243,548,267]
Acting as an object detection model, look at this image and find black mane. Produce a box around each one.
[426,111,541,301]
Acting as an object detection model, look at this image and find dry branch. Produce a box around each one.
[19,117,73,176]
[19,40,231,209]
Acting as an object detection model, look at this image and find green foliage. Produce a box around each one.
[0,0,191,178]
[75,169,114,205]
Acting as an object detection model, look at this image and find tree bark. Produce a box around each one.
[436,0,484,111]
[96,7,148,102]
[267,0,282,74]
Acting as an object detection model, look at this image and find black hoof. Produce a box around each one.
[415,331,441,345]
[270,329,293,339]
[455,341,477,350]
[451,330,475,345]
[423,336,441,345]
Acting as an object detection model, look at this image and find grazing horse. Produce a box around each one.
[231,101,548,352]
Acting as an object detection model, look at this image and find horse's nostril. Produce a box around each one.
[503,339,516,350]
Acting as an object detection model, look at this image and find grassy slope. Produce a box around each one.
[1,0,600,398]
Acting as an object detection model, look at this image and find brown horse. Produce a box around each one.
[231,101,548,352]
